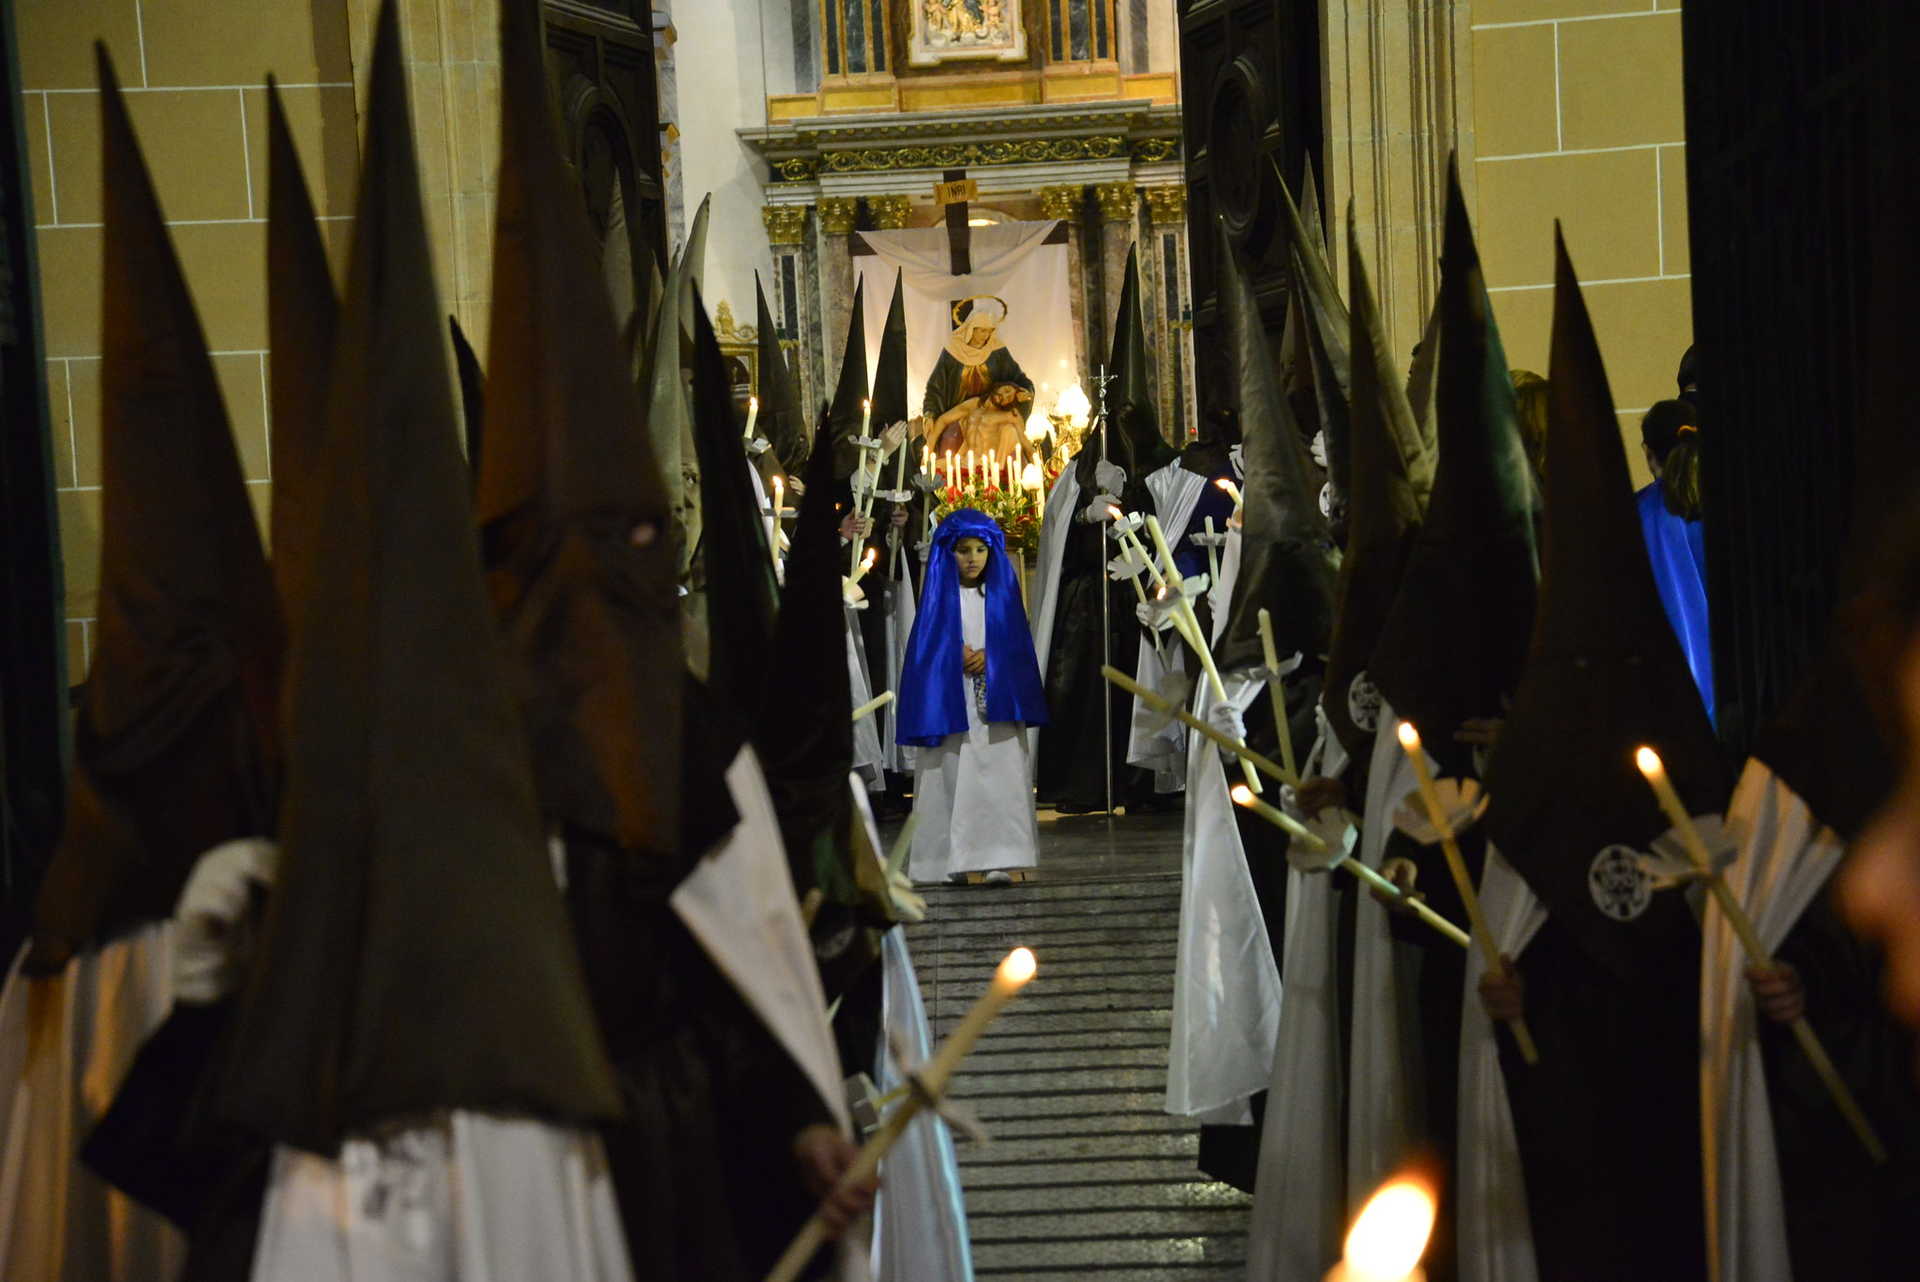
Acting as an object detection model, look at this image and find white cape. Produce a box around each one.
[1247,715,1354,1280]
[847,602,886,789]
[881,548,918,776]
[1126,463,1207,792]
[1701,760,1845,1282]
[1456,846,1546,1282]
[1344,706,1432,1203]
[1165,666,1281,1121]
[1027,463,1081,684]
[0,924,184,1282]
[870,927,973,1282]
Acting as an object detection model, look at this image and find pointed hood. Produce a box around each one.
[643,195,707,571]
[449,314,485,480]
[826,277,869,478]
[1277,161,1352,527]
[758,417,855,893]
[264,76,338,628]
[29,48,284,972]
[1485,231,1724,978]
[218,1,620,1148]
[1324,207,1435,758]
[690,285,780,713]
[754,270,807,470]
[1214,216,1339,673]
[1105,244,1176,476]
[870,269,910,433]
[471,0,714,859]
[1404,292,1442,450]
[1366,160,1541,768]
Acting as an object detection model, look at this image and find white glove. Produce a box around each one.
[1205,697,1248,746]
[1093,460,1126,494]
[1135,599,1177,633]
[1081,494,1122,524]
[171,837,279,1005]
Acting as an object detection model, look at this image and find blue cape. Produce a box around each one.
[895,509,1048,746]
[1637,479,1714,724]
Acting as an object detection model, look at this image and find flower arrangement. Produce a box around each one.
[928,452,1064,559]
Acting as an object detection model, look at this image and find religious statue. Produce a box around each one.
[921,381,1029,465]
[922,296,1034,421]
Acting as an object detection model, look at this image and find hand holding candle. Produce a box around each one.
[763,948,1038,1282]
[1396,720,1539,1065]
[1634,746,1886,1162]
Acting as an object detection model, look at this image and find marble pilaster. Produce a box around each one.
[817,195,860,392]
[1143,186,1193,440]
[1039,184,1091,391]
[1093,182,1138,371]
[763,203,814,410]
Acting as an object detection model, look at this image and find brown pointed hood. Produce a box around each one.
[1366,160,1541,773]
[1484,230,1724,978]
[1324,206,1435,759]
[28,47,283,972]
[473,0,723,860]
[1214,216,1339,673]
[266,77,338,633]
[218,1,620,1149]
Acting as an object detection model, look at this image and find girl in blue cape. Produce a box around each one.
[897,508,1048,882]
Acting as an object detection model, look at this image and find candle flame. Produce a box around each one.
[862,397,870,410]
[1230,784,1256,806]
[1343,1176,1437,1280]
[862,547,878,569]
[1107,504,1123,520]
[1215,478,1233,491]
[1396,721,1422,751]
[998,947,1038,985]
[1634,745,1663,778]
[749,395,758,410]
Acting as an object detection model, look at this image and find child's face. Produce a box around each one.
[953,536,990,585]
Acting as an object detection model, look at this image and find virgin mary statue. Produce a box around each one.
[921,296,1034,420]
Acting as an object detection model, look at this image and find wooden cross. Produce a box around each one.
[941,168,972,276]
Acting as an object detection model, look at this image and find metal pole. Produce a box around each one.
[1097,365,1114,821]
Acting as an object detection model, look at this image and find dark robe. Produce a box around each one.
[921,344,1033,420]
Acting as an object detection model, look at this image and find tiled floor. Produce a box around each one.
[897,808,1254,1280]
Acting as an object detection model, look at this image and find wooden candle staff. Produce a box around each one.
[1396,721,1539,1065]
[1103,665,1292,789]
[763,948,1039,1282]
[1635,747,1886,1163]
[1231,785,1469,949]
[1256,608,1300,785]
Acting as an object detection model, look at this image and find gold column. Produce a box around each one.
[1093,182,1138,367]
[763,204,813,409]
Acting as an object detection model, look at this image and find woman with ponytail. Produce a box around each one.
[1638,398,1713,719]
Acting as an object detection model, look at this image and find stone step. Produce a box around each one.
[965,1178,1248,1216]
[975,1109,1192,1141]
[968,1205,1248,1242]
[975,1267,1244,1281]
[958,1042,1168,1074]
[953,1088,1175,1120]
[970,1233,1248,1271]
[946,1064,1164,1099]
[956,1127,1197,1166]
[931,1006,1172,1039]
[959,1154,1201,1189]
[968,1028,1168,1055]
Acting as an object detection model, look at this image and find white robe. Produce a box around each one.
[870,927,973,1282]
[1126,462,1207,793]
[1456,847,1546,1282]
[847,603,886,790]
[0,924,185,1282]
[881,551,918,777]
[909,585,1040,881]
[1247,714,1355,1280]
[1344,705,1436,1205]
[1700,760,1846,1282]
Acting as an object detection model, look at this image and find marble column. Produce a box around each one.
[762,203,813,409]
[1039,184,1090,395]
[1093,181,1139,370]
[817,195,860,391]
[1319,0,1473,354]
[1143,185,1194,441]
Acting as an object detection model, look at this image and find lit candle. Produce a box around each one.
[764,948,1038,1282]
[1216,477,1243,510]
[743,394,759,442]
[1634,746,1887,1161]
[860,396,871,437]
[1396,720,1538,1064]
[967,448,976,484]
[922,443,932,477]
[945,449,955,485]
[1324,1173,1438,1282]
[850,545,879,585]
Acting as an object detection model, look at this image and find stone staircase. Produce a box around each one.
[904,867,1252,1280]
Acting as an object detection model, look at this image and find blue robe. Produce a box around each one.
[1636,479,1714,723]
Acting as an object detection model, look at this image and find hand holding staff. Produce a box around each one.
[1635,747,1886,1163]
[764,948,1039,1282]
[1396,721,1539,1065]
[1142,513,1262,794]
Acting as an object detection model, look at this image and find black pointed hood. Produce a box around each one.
[690,284,780,714]
[1214,216,1339,673]
[1105,244,1176,477]
[1366,160,1541,769]
[870,269,910,433]
[1277,161,1352,529]
[29,47,284,972]
[754,271,807,471]
[1324,208,1435,759]
[1404,292,1442,451]
[449,314,485,481]
[218,0,620,1148]
[826,278,869,478]
[1485,230,1724,978]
